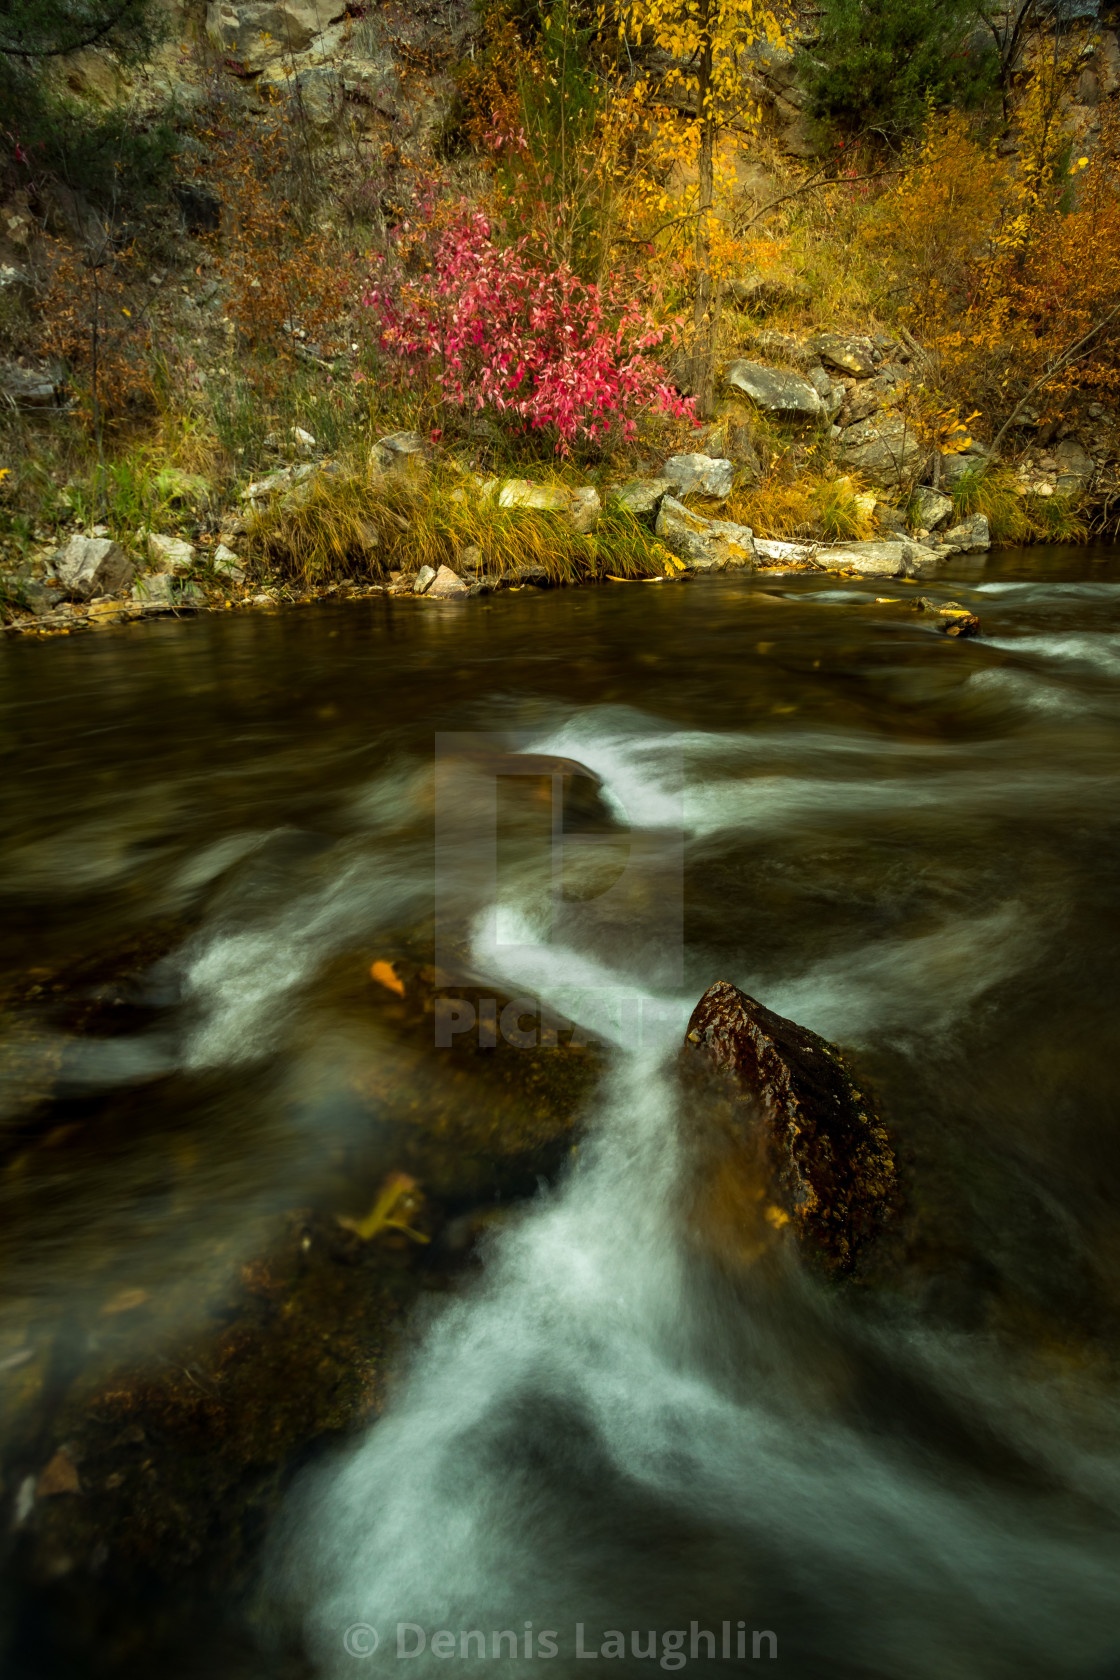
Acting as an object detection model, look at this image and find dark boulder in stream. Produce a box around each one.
[681,980,896,1273]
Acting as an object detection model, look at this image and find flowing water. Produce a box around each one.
[4,547,1120,1678]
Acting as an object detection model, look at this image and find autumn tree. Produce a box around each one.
[611,0,782,413]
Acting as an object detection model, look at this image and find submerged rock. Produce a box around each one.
[681,980,896,1272]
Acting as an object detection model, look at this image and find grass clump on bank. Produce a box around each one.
[243,464,673,588]
[950,462,1088,544]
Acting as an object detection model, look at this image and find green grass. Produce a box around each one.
[244,465,673,587]
[950,460,1087,544]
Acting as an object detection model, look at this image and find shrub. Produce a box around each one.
[800,0,998,145]
[363,207,692,454]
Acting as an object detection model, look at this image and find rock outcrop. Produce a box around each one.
[724,359,825,423]
[655,496,757,570]
[681,980,896,1273]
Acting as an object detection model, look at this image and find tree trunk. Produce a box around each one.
[692,13,715,417]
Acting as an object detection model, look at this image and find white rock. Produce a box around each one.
[568,486,601,534]
[661,453,735,499]
[497,479,570,512]
[214,544,245,582]
[53,536,134,602]
[426,564,469,599]
[413,564,437,595]
[147,533,195,574]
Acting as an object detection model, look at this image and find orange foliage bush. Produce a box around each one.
[36,238,154,432]
[199,114,354,349]
[876,95,1120,431]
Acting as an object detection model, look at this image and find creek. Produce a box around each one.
[3,547,1120,1677]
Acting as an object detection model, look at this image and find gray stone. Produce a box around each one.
[147,533,195,574]
[205,0,335,60]
[724,271,813,313]
[413,564,437,595]
[911,486,954,531]
[0,575,51,616]
[54,536,134,602]
[426,564,469,599]
[371,431,427,474]
[130,573,205,606]
[1,361,60,409]
[613,478,672,518]
[1054,438,1094,491]
[822,539,935,577]
[213,544,245,583]
[568,486,601,534]
[497,479,569,512]
[807,332,879,377]
[840,415,925,488]
[660,453,734,499]
[288,66,342,127]
[655,496,756,571]
[937,513,990,553]
[724,359,824,423]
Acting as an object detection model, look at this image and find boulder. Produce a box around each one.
[147,534,195,574]
[660,453,735,499]
[724,271,813,313]
[613,478,673,519]
[804,365,843,423]
[213,544,245,583]
[498,479,600,533]
[911,486,953,531]
[496,479,569,513]
[655,496,756,571]
[205,0,334,59]
[53,536,134,602]
[1,361,61,409]
[822,539,936,577]
[568,486,601,535]
[724,359,824,424]
[426,564,469,599]
[806,331,879,378]
[1054,438,1094,492]
[370,431,427,476]
[680,980,896,1273]
[936,513,990,553]
[839,415,925,488]
[130,573,205,607]
[413,564,437,595]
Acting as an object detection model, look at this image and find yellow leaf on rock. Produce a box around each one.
[370,960,405,996]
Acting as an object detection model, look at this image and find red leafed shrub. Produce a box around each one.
[363,208,692,452]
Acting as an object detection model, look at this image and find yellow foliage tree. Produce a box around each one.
[611,0,783,411]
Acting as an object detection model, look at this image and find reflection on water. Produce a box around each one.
[3,544,1120,1675]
